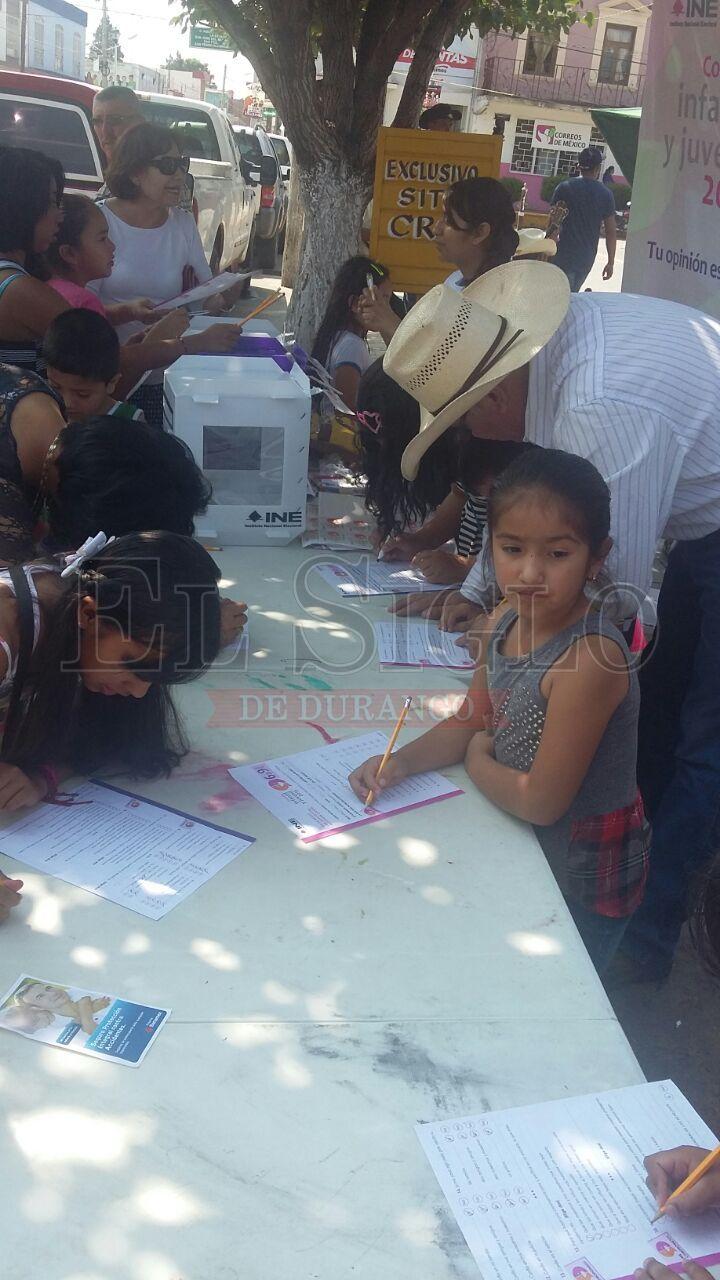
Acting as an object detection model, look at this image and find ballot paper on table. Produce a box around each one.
[312,558,460,596]
[0,781,254,920]
[230,731,463,842]
[374,620,475,669]
[417,1080,720,1280]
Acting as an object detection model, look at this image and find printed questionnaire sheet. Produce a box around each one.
[312,559,460,596]
[417,1080,720,1280]
[230,731,463,842]
[374,620,474,669]
[0,782,254,920]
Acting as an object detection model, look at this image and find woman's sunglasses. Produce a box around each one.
[150,155,191,176]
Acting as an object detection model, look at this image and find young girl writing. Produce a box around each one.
[0,530,230,813]
[350,450,649,972]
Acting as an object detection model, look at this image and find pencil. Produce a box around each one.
[651,1145,720,1223]
[241,289,284,324]
[365,696,412,807]
[366,272,376,301]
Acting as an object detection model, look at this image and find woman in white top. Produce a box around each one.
[357,177,519,343]
[91,123,238,422]
[310,257,393,412]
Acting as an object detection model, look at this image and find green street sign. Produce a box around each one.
[190,23,233,50]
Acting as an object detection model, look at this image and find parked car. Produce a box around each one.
[139,93,258,272]
[268,132,293,184]
[0,69,103,196]
[233,124,286,270]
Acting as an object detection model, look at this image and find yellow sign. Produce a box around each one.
[369,126,502,294]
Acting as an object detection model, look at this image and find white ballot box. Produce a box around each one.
[163,349,311,545]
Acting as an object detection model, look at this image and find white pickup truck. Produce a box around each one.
[139,93,268,272]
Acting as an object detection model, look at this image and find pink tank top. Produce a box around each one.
[47,278,107,317]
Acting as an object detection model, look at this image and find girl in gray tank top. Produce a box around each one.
[349,449,649,973]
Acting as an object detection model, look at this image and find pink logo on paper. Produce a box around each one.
[655,1235,690,1262]
[567,1259,605,1280]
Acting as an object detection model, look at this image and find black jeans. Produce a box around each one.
[623,529,720,967]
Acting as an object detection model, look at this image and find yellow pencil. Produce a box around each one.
[652,1145,720,1223]
[366,696,412,807]
[242,289,284,324]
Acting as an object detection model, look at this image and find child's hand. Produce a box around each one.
[439,594,484,633]
[349,753,408,803]
[186,324,241,355]
[380,532,426,562]
[0,764,47,812]
[0,871,23,922]
[129,297,164,325]
[413,549,469,584]
[220,598,248,647]
[388,588,454,617]
[143,307,190,343]
[356,289,400,338]
[634,1259,713,1280]
[645,1147,720,1215]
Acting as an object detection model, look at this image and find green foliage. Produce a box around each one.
[612,182,631,210]
[540,174,568,203]
[501,176,525,203]
[164,51,212,74]
[89,17,123,62]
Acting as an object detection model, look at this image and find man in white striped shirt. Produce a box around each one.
[410,289,720,982]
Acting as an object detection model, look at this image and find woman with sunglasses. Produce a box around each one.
[92,123,238,422]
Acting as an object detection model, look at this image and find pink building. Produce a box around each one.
[472,0,651,208]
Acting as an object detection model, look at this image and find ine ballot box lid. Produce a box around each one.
[163,352,311,546]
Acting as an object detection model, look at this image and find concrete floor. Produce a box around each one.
[237,249,720,1138]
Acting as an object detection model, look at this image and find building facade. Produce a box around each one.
[0,0,87,79]
[474,0,650,205]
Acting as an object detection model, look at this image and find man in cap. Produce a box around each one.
[419,103,462,131]
[549,145,617,291]
[385,268,720,986]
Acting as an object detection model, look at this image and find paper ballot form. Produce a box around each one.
[417,1081,720,1280]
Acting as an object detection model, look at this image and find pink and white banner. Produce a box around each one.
[623,0,720,317]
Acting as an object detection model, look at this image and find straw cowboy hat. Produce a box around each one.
[383,261,570,481]
[515,227,557,258]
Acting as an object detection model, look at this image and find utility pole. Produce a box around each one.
[99,0,110,87]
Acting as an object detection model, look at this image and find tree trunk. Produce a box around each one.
[280,159,305,290]
[288,157,369,349]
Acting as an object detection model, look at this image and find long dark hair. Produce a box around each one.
[311,257,389,368]
[444,177,519,278]
[44,192,101,275]
[3,531,221,778]
[48,417,212,547]
[0,146,64,274]
[354,358,454,538]
[488,448,610,555]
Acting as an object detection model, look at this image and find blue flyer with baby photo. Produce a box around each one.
[0,974,170,1068]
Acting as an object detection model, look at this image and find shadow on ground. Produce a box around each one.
[606,925,720,1133]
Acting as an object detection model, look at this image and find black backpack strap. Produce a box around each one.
[2,566,36,751]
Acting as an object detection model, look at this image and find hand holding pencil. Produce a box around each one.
[645,1145,720,1219]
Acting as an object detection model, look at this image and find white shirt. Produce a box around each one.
[91,205,211,342]
[327,330,371,377]
[462,291,720,606]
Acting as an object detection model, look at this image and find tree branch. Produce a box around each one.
[317,0,359,142]
[392,0,468,128]
[199,0,280,104]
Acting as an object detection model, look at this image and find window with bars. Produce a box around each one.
[72,31,81,78]
[511,118,606,177]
